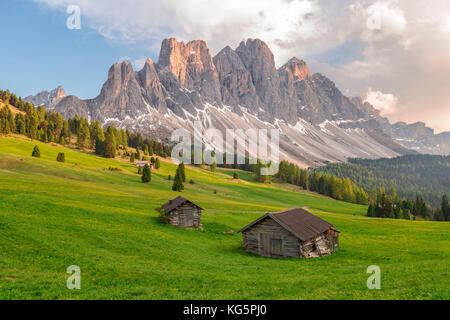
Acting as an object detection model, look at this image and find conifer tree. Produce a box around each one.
[32,145,40,158]
[154,158,161,170]
[104,133,116,158]
[56,152,65,163]
[442,195,450,221]
[142,164,151,183]
[179,162,186,182]
[172,169,184,192]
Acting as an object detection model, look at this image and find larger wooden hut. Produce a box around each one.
[238,208,340,258]
[160,196,203,228]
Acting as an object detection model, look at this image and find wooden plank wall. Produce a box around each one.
[242,218,300,258]
[168,204,202,227]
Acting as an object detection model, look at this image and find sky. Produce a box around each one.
[0,0,449,133]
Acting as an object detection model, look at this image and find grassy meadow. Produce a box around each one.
[0,135,449,299]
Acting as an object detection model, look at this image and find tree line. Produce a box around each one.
[367,187,449,221]
[276,160,369,205]
[316,155,450,207]
[0,89,171,160]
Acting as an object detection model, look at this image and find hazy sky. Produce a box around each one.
[1,0,449,132]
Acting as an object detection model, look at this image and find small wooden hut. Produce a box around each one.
[160,196,203,228]
[135,161,152,169]
[238,208,340,258]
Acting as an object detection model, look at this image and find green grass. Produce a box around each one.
[0,135,449,300]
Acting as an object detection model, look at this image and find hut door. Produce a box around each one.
[259,233,284,257]
[181,207,194,227]
[259,233,271,257]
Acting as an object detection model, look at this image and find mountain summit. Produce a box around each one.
[49,38,448,166]
[25,86,66,109]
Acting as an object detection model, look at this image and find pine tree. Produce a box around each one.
[442,194,450,221]
[77,118,91,149]
[142,164,151,183]
[154,158,161,170]
[172,170,184,192]
[56,152,65,163]
[233,172,239,179]
[104,133,116,158]
[135,148,141,161]
[31,145,40,158]
[367,203,375,217]
[95,138,106,156]
[179,162,186,182]
[130,153,135,163]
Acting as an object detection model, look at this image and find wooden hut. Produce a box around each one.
[160,196,203,228]
[135,161,152,169]
[238,208,340,258]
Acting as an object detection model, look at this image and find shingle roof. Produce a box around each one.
[238,208,339,241]
[162,196,203,214]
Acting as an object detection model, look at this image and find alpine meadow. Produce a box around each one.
[0,135,448,299]
[1,0,450,305]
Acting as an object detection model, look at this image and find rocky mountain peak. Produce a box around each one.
[235,38,285,120]
[103,61,137,99]
[52,37,450,162]
[25,85,66,109]
[280,57,311,81]
[156,38,221,105]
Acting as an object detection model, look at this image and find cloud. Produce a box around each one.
[350,0,406,41]
[33,0,450,132]
[364,89,398,115]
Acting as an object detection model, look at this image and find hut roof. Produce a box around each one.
[238,208,339,241]
[162,196,203,213]
[135,161,150,165]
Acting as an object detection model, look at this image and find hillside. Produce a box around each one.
[0,101,24,116]
[0,136,449,299]
[316,155,450,207]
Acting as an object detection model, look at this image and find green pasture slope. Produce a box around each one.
[0,135,449,300]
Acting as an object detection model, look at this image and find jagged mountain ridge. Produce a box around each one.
[25,85,66,109]
[49,38,447,167]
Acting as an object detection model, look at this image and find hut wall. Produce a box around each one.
[242,218,300,258]
[300,232,337,258]
[326,230,339,250]
[168,204,202,227]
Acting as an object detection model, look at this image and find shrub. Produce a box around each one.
[189,179,195,185]
[32,145,40,158]
[155,158,161,170]
[233,172,239,179]
[168,175,172,181]
[56,152,65,163]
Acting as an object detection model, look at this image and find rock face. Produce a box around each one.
[52,38,449,166]
[25,86,66,109]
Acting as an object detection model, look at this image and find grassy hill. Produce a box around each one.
[0,135,449,299]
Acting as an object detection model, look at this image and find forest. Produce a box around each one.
[0,89,171,160]
[316,155,450,207]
